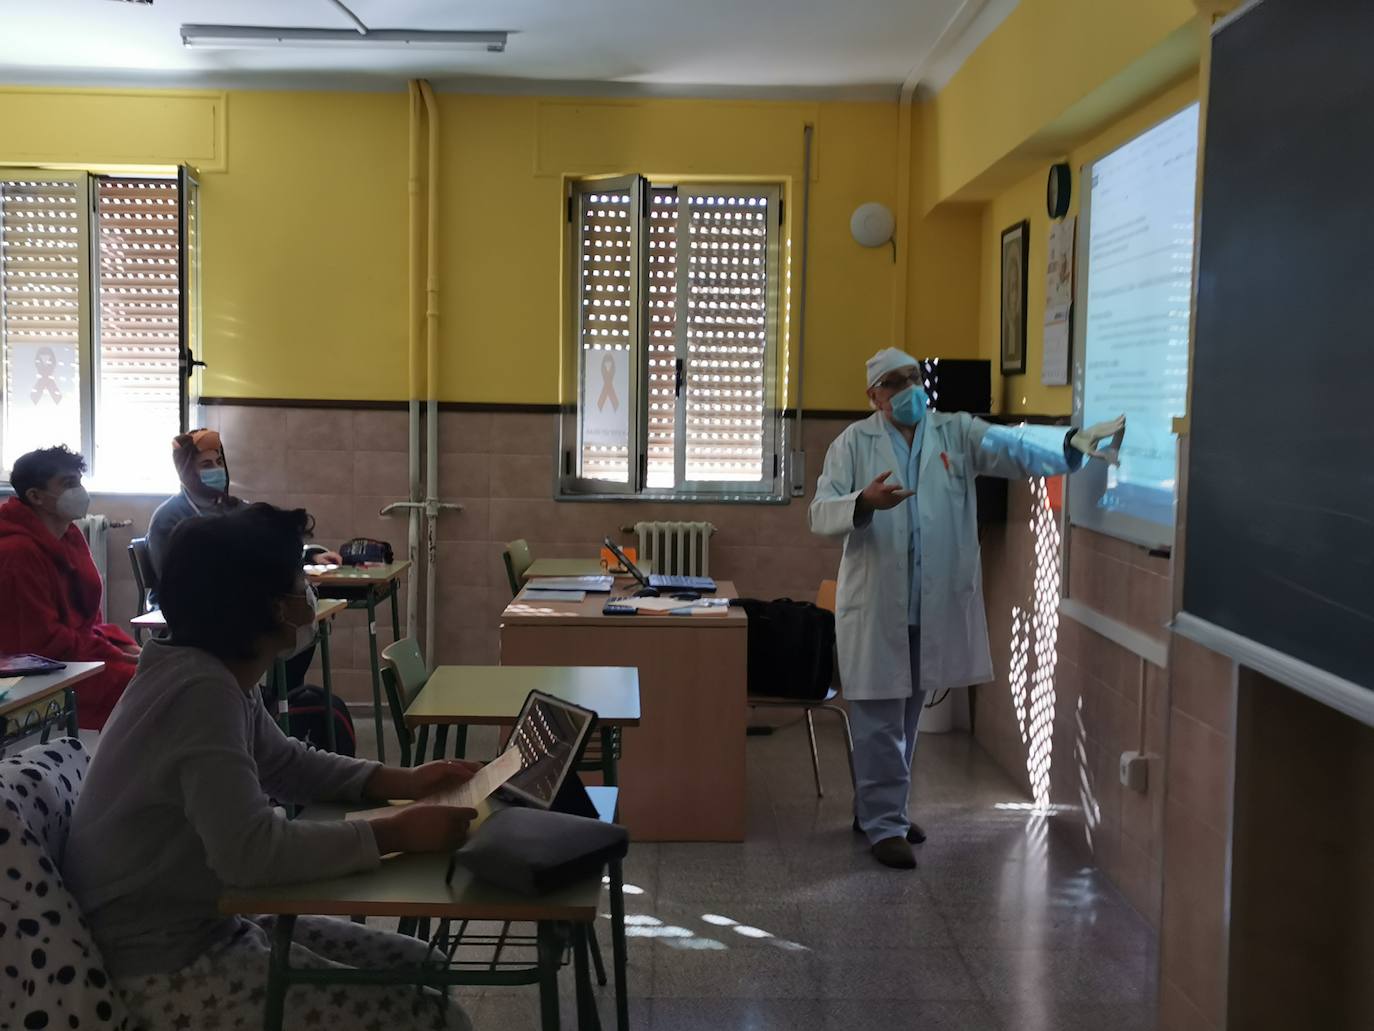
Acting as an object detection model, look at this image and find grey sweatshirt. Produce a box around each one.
[63,639,381,978]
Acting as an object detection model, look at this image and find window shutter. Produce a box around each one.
[94,177,181,486]
[573,178,640,488]
[681,189,772,483]
[0,178,86,471]
[645,185,680,488]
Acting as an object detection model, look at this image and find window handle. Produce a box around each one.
[675,358,685,396]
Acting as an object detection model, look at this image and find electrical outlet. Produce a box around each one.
[1120,751,1150,793]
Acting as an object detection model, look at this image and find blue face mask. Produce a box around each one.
[888,385,928,427]
[199,467,228,492]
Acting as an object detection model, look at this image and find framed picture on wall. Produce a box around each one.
[1000,220,1029,375]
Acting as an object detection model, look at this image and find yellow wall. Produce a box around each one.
[977,75,1200,415]
[922,0,1199,208]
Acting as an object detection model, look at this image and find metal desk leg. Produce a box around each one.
[600,727,618,786]
[432,724,450,762]
[537,921,562,1031]
[365,591,386,764]
[388,582,401,641]
[271,659,290,733]
[318,619,337,752]
[414,724,430,768]
[573,925,602,1031]
[609,858,629,1031]
[263,914,297,1031]
[65,687,78,738]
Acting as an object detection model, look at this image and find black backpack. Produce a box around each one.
[731,598,836,701]
[285,684,357,756]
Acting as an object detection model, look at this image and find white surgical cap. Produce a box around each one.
[865,347,921,389]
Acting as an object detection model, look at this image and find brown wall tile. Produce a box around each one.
[1159,977,1219,1031]
[352,449,410,501]
[1169,633,1235,736]
[438,411,492,454]
[353,409,410,453]
[286,450,355,496]
[285,408,355,453]
[1166,708,1231,836]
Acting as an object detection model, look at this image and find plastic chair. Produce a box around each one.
[746,580,855,797]
[502,539,534,597]
[128,536,158,642]
[380,637,437,768]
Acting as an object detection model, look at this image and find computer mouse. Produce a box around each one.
[670,591,702,601]
[633,587,659,598]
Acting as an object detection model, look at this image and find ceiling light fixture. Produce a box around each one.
[179,24,508,51]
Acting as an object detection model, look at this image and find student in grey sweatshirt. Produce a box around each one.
[65,503,475,1031]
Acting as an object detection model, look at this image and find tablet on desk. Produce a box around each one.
[0,654,67,676]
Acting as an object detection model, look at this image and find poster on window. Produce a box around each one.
[581,347,629,448]
[4,343,81,466]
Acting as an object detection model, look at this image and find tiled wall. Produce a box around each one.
[1157,634,1235,1031]
[975,481,1173,925]
[96,405,851,704]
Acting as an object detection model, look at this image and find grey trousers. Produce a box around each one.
[116,916,473,1031]
[849,627,928,844]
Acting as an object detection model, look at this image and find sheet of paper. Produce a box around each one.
[521,589,587,603]
[345,748,524,822]
[1042,303,1072,387]
[1045,216,1076,310]
[526,576,614,592]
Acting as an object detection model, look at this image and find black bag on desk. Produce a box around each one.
[338,537,393,566]
[451,807,629,896]
[731,598,836,701]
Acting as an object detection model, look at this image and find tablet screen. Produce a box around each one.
[500,691,596,809]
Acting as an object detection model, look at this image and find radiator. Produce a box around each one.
[74,515,111,620]
[633,521,715,577]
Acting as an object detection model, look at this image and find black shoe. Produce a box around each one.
[871,836,917,869]
[853,817,926,845]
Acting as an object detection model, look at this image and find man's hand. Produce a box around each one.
[364,759,481,801]
[318,550,344,565]
[858,470,914,515]
[1070,414,1127,465]
[120,643,142,659]
[371,805,477,855]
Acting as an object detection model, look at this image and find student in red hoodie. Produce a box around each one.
[0,445,139,729]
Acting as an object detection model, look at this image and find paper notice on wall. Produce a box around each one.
[580,346,630,449]
[1042,304,1072,387]
[1045,217,1076,310]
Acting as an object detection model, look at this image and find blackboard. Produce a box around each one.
[1182,0,1374,694]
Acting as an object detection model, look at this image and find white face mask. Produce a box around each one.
[279,583,318,658]
[55,485,91,522]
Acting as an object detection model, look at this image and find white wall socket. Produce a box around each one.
[1120,751,1150,793]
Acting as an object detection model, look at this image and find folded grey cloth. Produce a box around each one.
[452,807,629,895]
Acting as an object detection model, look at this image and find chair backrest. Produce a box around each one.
[503,539,533,597]
[0,738,132,1030]
[129,537,157,613]
[381,638,429,766]
[817,579,838,613]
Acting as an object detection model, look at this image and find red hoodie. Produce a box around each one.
[0,496,137,729]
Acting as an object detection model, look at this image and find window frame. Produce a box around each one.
[558,175,787,503]
[0,167,194,493]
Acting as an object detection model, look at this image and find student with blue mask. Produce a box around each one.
[146,429,242,582]
[810,347,1126,869]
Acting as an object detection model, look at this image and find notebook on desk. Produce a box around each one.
[601,538,716,593]
[525,575,614,593]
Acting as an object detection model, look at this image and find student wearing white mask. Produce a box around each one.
[810,348,1125,869]
[0,445,141,729]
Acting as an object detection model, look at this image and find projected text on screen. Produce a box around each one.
[1076,103,1199,539]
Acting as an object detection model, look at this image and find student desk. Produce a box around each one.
[404,664,640,1031]
[0,661,103,756]
[309,561,411,763]
[521,558,652,582]
[220,792,617,1031]
[132,599,347,747]
[500,583,747,841]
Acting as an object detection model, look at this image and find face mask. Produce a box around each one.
[199,467,228,492]
[888,384,928,427]
[54,485,91,522]
[279,584,318,658]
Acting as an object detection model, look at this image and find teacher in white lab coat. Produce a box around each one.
[810,348,1124,869]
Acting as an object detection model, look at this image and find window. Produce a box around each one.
[0,169,199,493]
[559,176,785,500]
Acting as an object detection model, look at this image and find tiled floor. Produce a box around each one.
[353,714,1159,1031]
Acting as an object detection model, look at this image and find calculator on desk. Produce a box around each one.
[602,598,638,616]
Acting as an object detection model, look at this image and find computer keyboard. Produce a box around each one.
[648,574,717,592]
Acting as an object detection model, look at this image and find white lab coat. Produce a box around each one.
[809,410,1079,701]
